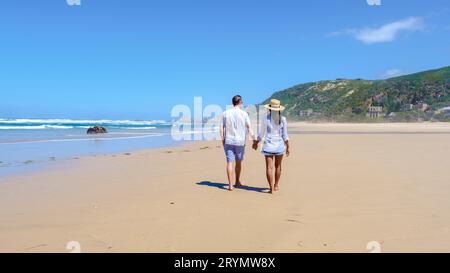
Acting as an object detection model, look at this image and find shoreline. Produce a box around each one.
[0,128,183,178]
[2,122,449,179]
[0,140,189,182]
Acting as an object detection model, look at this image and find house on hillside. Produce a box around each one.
[367,106,383,118]
[299,109,314,117]
[401,103,414,111]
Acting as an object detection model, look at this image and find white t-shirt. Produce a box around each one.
[222,107,251,146]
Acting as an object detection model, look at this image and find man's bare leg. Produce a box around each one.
[226,162,234,191]
[235,161,243,187]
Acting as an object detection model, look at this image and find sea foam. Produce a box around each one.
[0,118,170,130]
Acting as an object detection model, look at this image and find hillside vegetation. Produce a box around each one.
[263,66,450,122]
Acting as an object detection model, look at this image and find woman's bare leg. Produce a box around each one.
[265,156,275,194]
[274,155,284,191]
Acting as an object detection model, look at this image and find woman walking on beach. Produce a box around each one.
[253,99,290,194]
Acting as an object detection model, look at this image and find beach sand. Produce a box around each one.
[1,123,450,253]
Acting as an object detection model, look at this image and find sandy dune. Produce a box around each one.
[1,123,450,253]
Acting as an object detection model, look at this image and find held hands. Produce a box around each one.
[252,140,259,150]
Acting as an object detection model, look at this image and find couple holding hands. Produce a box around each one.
[220,95,290,194]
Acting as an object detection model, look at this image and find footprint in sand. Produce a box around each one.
[24,244,47,251]
[88,234,113,250]
[286,219,304,224]
[124,153,132,156]
[200,146,210,150]
[182,150,191,152]
[164,150,174,154]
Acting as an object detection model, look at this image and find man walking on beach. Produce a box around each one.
[220,95,256,191]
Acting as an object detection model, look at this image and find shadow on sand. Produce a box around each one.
[197,181,269,193]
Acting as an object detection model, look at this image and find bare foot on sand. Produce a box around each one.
[234,181,244,187]
[274,184,280,191]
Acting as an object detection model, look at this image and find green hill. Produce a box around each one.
[263,66,450,122]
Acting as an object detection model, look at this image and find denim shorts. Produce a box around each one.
[224,144,245,162]
[262,150,285,156]
[262,140,285,156]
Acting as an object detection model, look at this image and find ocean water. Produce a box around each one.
[0,118,218,177]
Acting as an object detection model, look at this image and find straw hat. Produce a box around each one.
[264,99,285,111]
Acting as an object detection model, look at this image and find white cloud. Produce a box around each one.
[382,69,404,78]
[332,17,424,44]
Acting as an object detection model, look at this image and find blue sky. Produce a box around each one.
[0,0,449,120]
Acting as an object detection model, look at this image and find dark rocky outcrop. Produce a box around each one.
[87,125,108,134]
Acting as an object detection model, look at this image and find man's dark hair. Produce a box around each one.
[232,95,242,106]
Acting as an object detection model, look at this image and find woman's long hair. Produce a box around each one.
[269,110,282,125]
